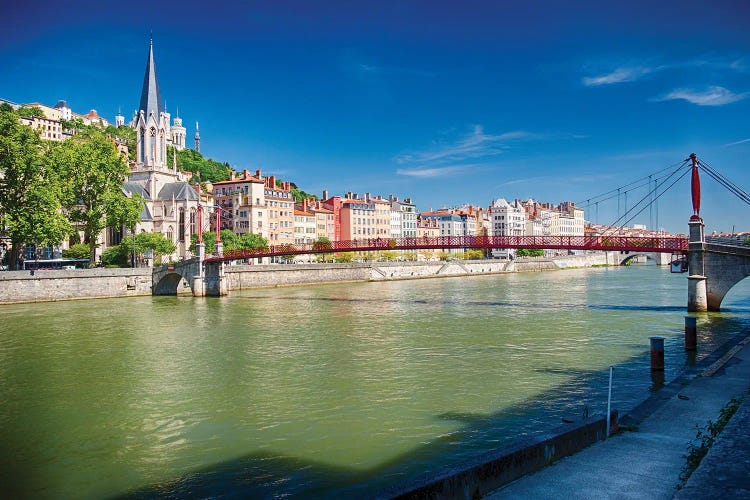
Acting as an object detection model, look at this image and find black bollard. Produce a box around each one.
[650,336,665,371]
[684,316,697,351]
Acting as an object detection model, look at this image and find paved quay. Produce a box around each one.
[485,335,750,499]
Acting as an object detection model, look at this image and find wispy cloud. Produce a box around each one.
[653,86,748,106]
[397,165,479,178]
[723,138,750,147]
[499,173,616,188]
[582,66,655,86]
[355,62,436,78]
[395,125,537,165]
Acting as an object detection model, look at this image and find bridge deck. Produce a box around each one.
[203,235,688,262]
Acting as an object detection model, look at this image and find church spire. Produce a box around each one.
[139,36,164,118]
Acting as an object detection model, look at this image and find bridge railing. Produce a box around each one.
[204,235,688,262]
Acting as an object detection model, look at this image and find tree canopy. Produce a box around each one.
[49,127,142,265]
[167,147,232,183]
[0,103,71,269]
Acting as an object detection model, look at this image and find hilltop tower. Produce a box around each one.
[115,106,124,127]
[194,121,201,153]
[172,107,186,150]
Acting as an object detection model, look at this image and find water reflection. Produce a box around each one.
[0,267,748,498]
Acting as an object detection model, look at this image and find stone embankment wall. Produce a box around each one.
[0,268,152,304]
[0,252,619,304]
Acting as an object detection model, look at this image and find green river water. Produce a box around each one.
[1,266,749,498]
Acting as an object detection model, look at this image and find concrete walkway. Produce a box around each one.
[486,336,750,499]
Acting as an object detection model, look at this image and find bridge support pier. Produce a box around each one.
[687,219,708,312]
[193,243,206,297]
[687,275,708,312]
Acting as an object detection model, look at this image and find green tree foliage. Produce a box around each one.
[168,147,231,183]
[50,128,136,265]
[120,232,176,264]
[101,244,127,267]
[188,229,268,255]
[464,249,484,260]
[189,231,218,254]
[16,105,45,118]
[334,252,355,263]
[380,250,398,261]
[0,103,71,269]
[516,248,544,257]
[103,124,135,160]
[62,243,91,259]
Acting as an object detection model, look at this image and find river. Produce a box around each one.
[1,266,749,498]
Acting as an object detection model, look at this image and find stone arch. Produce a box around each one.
[703,248,750,311]
[619,252,658,266]
[153,272,183,295]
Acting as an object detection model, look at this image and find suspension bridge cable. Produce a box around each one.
[698,160,750,206]
[700,168,750,206]
[698,159,750,203]
[576,160,688,205]
[599,159,690,235]
[578,170,678,208]
[616,166,693,230]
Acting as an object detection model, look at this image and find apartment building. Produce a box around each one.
[264,175,295,245]
[211,169,267,237]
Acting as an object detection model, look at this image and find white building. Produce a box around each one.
[390,196,418,238]
[490,198,527,258]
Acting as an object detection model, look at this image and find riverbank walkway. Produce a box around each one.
[485,334,750,499]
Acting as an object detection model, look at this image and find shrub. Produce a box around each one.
[62,243,91,259]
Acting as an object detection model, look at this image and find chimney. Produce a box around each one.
[389,194,394,202]
[303,199,308,212]
[286,182,290,190]
[269,175,276,188]
[347,191,352,199]
[405,197,411,204]
[230,171,236,180]
[243,169,249,178]
[256,169,262,178]
[323,189,328,200]
[365,192,370,202]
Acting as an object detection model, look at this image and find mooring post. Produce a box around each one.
[684,316,697,351]
[650,336,665,371]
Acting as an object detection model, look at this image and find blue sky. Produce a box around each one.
[1,0,749,233]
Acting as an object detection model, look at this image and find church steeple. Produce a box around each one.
[139,35,164,118]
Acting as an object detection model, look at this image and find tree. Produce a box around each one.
[62,243,91,259]
[334,252,355,263]
[120,232,176,264]
[189,231,218,254]
[516,248,544,257]
[238,232,268,250]
[16,105,44,118]
[0,104,71,269]
[51,128,134,266]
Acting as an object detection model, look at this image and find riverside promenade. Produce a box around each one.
[485,334,750,499]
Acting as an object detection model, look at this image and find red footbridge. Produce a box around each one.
[205,235,688,262]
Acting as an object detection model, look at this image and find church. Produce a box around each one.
[121,38,205,261]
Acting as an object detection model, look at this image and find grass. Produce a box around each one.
[679,395,744,485]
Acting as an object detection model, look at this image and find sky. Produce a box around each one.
[1,0,749,234]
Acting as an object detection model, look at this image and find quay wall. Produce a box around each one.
[383,412,618,499]
[0,268,152,304]
[0,253,617,304]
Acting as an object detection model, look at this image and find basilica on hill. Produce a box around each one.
[120,38,205,261]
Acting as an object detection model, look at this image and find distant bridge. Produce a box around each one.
[204,235,688,262]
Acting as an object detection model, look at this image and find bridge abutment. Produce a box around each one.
[687,219,708,312]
